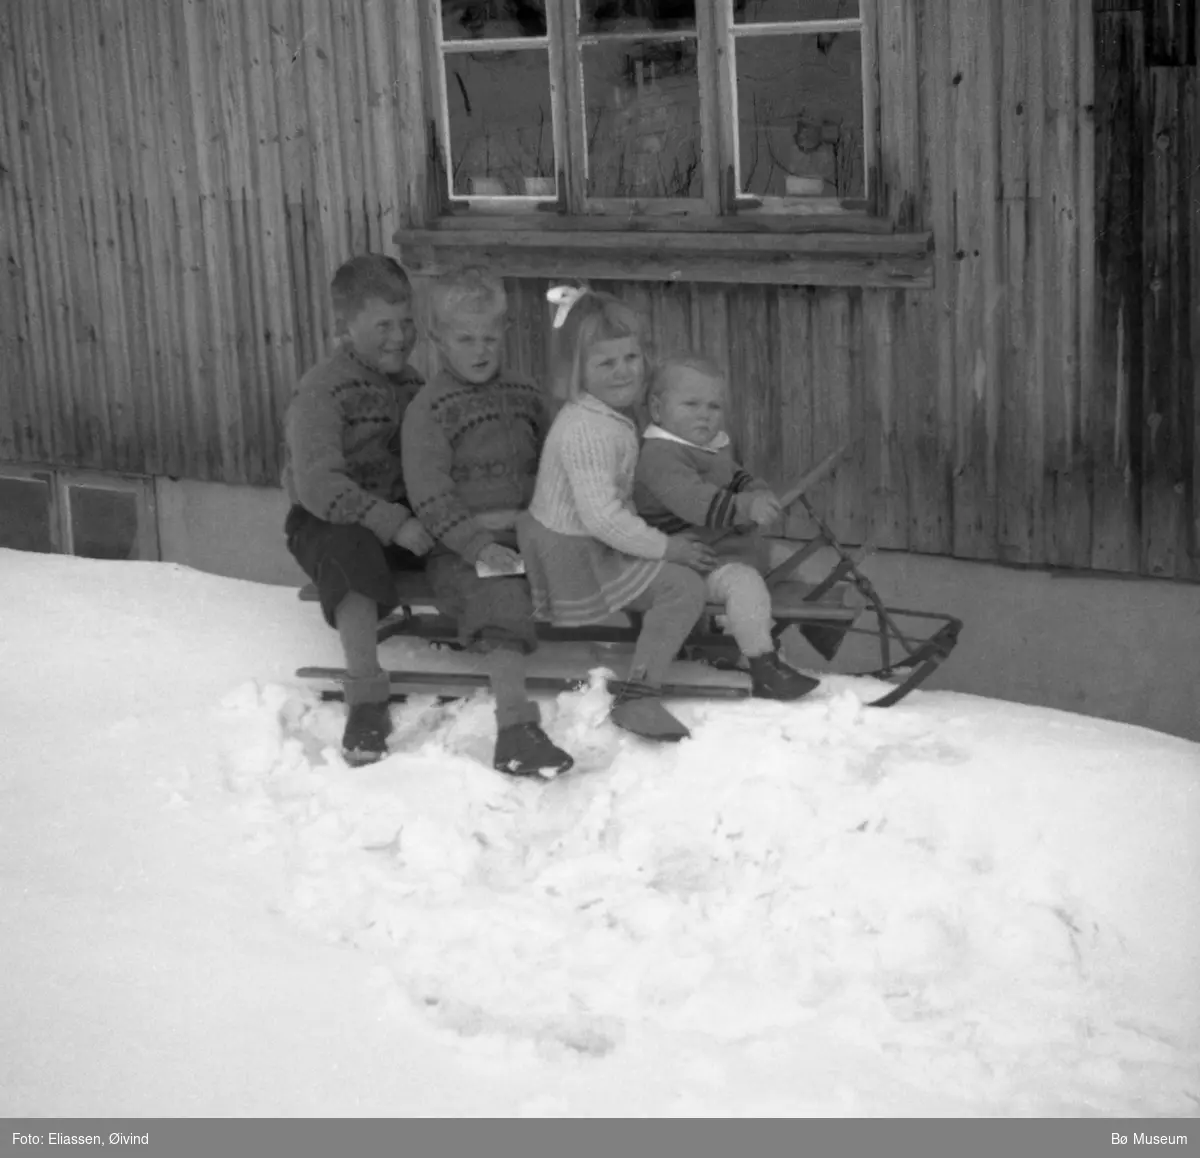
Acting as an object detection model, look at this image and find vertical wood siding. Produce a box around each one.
[0,0,419,484]
[0,0,1195,579]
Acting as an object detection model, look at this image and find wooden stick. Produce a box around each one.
[770,442,853,513]
[710,442,852,546]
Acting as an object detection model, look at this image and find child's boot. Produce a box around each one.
[747,651,821,701]
[609,679,691,742]
[494,720,574,778]
[342,673,393,766]
[486,647,573,777]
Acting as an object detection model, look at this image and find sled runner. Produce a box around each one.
[295,447,961,709]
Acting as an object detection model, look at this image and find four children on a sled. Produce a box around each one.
[284,254,821,774]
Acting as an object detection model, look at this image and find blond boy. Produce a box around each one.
[401,270,574,776]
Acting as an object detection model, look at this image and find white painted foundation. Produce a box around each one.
[155,477,308,588]
[154,478,1200,744]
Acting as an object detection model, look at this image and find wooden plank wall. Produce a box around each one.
[0,0,1196,579]
[0,0,417,484]
[1092,0,1198,578]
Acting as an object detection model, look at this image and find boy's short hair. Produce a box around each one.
[428,267,508,332]
[330,254,413,324]
[548,288,651,403]
[649,352,727,404]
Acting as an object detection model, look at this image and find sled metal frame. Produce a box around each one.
[297,494,961,709]
[686,494,962,708]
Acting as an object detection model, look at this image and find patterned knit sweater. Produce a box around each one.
[401,367,552,563]
[282,347,424,543]
[529,395,669,560]
[633,425,771,567]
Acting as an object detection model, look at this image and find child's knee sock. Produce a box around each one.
[335,592,383,679]
[629,565,707,685]
[707,563,774,657]
[484,644,539,728]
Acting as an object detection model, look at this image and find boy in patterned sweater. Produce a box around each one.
[283,254,434,765]
[401,269,574,778]
[633,353,819,701]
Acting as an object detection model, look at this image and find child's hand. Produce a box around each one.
[476,543,524,575]
[665,534,717,573]
[742,491,784,527]
[393,519,434,556]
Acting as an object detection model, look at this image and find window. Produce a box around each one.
[428,0,867,215]
[0,466,160,561]
[401,1,931,286]
[0,471,56,554]
[726,1,866,207]
[437,1,557,198]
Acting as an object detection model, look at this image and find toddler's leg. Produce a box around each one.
[613,563,708,741]
[706,563,819,702]
[706,563,774,658]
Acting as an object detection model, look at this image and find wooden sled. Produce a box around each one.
[295,448,962,709]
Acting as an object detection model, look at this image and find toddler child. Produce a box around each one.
[633,353,819,701]
[401,269,574,778]
[517,286,717,743]
[283,254,434,766]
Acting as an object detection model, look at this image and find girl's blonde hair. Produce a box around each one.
[548,288,651,403]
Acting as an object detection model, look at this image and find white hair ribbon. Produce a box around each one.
[547,284,587,329]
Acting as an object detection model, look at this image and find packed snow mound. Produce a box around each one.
[220,668,1200,1115]
[4,550,1197,1116]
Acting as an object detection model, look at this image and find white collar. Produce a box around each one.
[642,423,731,453]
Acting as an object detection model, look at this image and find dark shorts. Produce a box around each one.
[425,530,538,655]
[285,505,425,628]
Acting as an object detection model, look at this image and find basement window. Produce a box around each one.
[0,466,160,561]
[0,471,55,554]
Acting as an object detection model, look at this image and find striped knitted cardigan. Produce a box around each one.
[632,424,772,568]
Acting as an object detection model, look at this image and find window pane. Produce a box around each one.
[445,49,556,196]
[0,475,53,553]
[68,485,141,561]
[584,39,702,198]
[736,32,864,199]
[580,1,695,34]
[734,0,859,23]
[441,1,546,41]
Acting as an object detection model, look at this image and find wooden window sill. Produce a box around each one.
[393,223,933,289]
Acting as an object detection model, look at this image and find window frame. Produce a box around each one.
[398,0,931,288]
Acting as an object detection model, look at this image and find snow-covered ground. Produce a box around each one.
[1,548,1197,1117]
